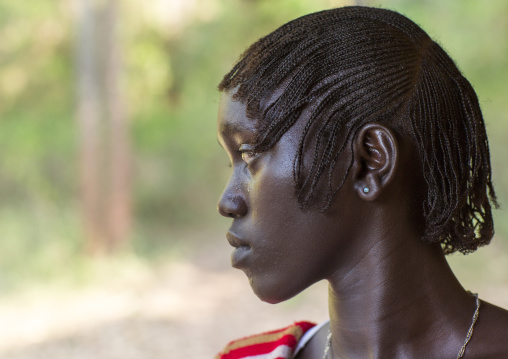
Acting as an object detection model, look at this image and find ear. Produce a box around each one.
[351,123,399,201]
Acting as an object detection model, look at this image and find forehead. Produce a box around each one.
[217,91,257,136]
[217,79,292,136]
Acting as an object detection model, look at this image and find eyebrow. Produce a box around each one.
[219,121,253,136]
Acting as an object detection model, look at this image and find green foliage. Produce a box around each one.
[0,0,506,292]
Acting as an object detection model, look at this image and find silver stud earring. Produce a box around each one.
[363,187,370,193]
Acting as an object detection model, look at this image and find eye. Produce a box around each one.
[239,144,258,164]
[242,151,257,163]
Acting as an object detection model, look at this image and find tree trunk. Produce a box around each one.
[104,0,131,252]
[76,0,131,254]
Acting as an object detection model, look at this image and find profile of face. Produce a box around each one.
[217,90,366,304]
[216,5,498,304]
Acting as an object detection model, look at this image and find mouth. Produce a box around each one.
[226,232,251,268]
[226,231,250,248]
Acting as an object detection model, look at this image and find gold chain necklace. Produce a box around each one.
[322,293,480,359]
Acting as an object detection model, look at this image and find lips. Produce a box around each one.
[226,231,249,247]
[226,231,251,268]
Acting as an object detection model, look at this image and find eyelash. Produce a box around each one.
[224,145,258,168]
[241,151,257,163]
[239,144,258,165]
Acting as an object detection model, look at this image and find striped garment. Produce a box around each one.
[216,321,316,359]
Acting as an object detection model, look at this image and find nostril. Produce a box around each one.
[218,195,247,218]
[217,204,234,218]
[227,211,238,219]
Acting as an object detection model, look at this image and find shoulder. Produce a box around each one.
[467,301,508,358]
[215,321,316,359]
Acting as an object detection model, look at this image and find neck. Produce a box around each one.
[326,225,476,358]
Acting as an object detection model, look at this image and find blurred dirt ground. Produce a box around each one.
[0,261,328,359]
[0,232,507,359]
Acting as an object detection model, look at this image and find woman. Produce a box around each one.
[215,6,508,359]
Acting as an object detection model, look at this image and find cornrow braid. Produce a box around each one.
[218,6,498,254]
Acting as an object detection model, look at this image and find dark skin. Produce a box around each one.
[217,90,508,358]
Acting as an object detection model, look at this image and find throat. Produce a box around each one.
[326,239,474,358]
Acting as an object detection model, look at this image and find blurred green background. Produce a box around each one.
[0,0,507,357]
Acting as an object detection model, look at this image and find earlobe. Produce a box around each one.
[352,123,399,201]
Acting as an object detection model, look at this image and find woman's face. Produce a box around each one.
[217,91,362,304]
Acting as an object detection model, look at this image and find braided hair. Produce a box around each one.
[218,6,498,254]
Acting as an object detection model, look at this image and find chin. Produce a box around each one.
[248,275,307,304]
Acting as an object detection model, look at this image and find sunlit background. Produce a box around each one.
[0,0,507,358]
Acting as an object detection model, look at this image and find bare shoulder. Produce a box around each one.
[467,301,508,358]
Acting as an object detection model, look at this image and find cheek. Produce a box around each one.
[241,140,353,301]
[250,165,344,265]
[252,144,296,201]
[249,156,301,232]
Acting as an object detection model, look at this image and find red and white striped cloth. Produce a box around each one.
[216,321,316,359]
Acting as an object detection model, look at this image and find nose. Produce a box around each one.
[217,179,248,218]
